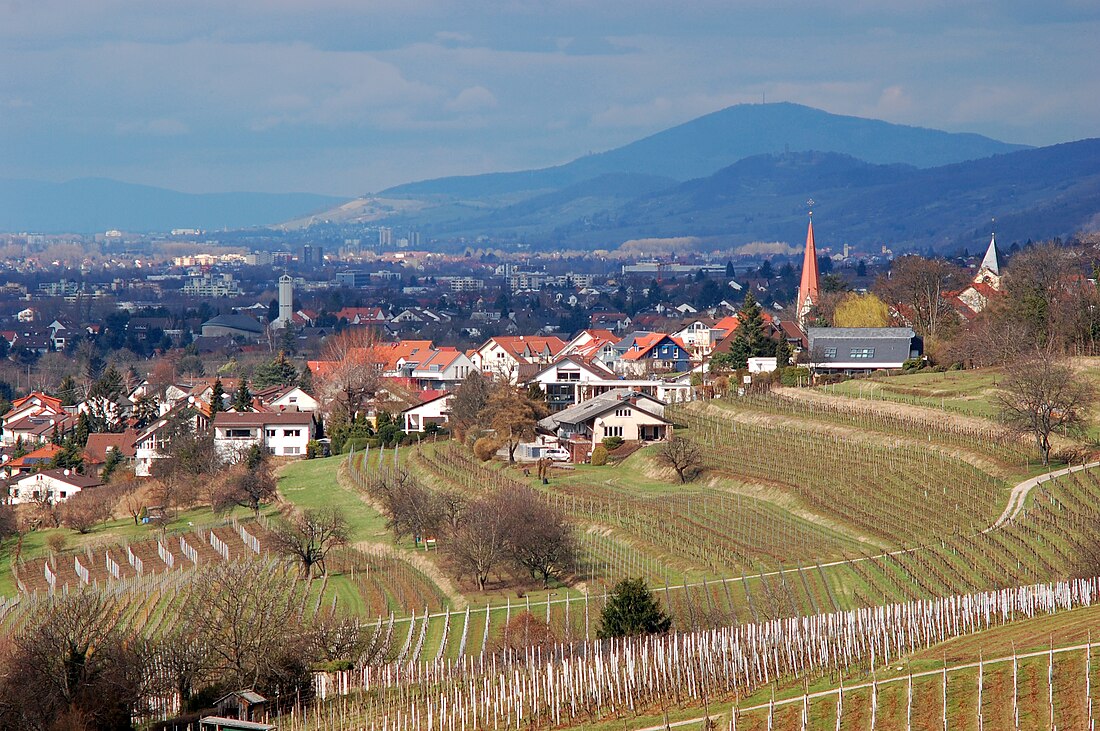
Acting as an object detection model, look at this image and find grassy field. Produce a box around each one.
[819,367,1005,418]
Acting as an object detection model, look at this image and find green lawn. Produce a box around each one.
[277,456,390,542]
[820,367,1005,418]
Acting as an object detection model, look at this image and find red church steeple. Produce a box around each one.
[796,212,819,327]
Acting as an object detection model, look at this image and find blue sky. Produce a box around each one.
[2,1,1098,196]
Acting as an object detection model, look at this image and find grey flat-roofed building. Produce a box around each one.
[806,327,922,372]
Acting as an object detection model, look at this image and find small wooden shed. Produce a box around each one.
[212,690,268,723]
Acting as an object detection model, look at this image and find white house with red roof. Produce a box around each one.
[2,392,69,447]
[409,348,475,390]
[7,468,103,505]
[526,355,619,412]
[471,335,566,383]
[401,391,453,433]
[212,410,315,461]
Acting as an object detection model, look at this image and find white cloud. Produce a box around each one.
[445,85,497,112]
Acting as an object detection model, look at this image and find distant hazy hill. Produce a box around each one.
[548,140,1100,251]
[0,178,345,234]
[383,102,1029,198]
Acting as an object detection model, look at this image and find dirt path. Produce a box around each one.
[988,460,1100,530]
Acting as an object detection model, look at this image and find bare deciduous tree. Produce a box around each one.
[998,354,1095,465]
[656,436,703,483]
[0,590,152,729]
[450,370,494,439]
[368,469,442,544]
[874,255,964,342]
[486,385,548,462]
[60,490,112,534]
[315,329,386,426]
[499,486,577,588]
[270,507,350,579]
[445,492,509,591]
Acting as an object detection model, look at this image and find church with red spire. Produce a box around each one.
[796,214,820,327]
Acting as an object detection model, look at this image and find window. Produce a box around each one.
[226,428,253,438]
[615,408,632,417]
[288,396,297,403]
[824,347,837,358]
[284,446,300,455]
[849,348,875,359]
[604,425,623,438]
[266,429,276,438]
[59,491,67,499]
[284,429,301,437]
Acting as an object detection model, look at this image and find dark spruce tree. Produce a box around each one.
[726,292,773,369]
[210,376,226,414]
[597,578,672,639]
[232,378,252,411]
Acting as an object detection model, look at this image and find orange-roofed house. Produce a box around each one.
[409,348,476,390]
[3,392,64,444]
[4,442,64,476]
[471,335,566,383]
[613,332,692,377]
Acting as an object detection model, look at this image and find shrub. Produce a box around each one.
[343,437,370,454]
[949,361,965,371]
[472,437,498,462]
[779,366,811,387]
[590,445,608,466]
[306,440,321,459]
[602,436,624,451]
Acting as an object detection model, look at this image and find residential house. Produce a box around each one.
[7,469,103,505]
[537,389,672,460]
[806,327,922,373]
[471,335,566,383]
[526,356,618,412]
[133,403,212,477]
[334,306,388,325]
[3,443,63,476]
[253,385,319,413]
[613,332,692,377]
[83,431,139,477]
[401,391,452,433]
[212,411,315,461]
[408,348,475,390]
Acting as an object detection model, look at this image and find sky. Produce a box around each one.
[2,1,1099,197]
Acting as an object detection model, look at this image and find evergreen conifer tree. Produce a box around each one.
[232,378,252,411]
[597,578,672,639]
[210,377,225,414]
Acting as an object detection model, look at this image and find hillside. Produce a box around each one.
[383,102,1027,198]
[0,177,346,233]
[399,140,1100,252]
[568,140,1100,250]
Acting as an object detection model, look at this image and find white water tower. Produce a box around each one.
[275,273,293,328]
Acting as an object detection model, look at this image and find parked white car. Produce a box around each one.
[544,447,571,462]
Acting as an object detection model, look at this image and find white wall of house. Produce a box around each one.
[263,424,310,456]
[591,408,670,442]
[214,422,311,460]
[8,472,92,504]
[269,388,319,412]
[403,395,452,432]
